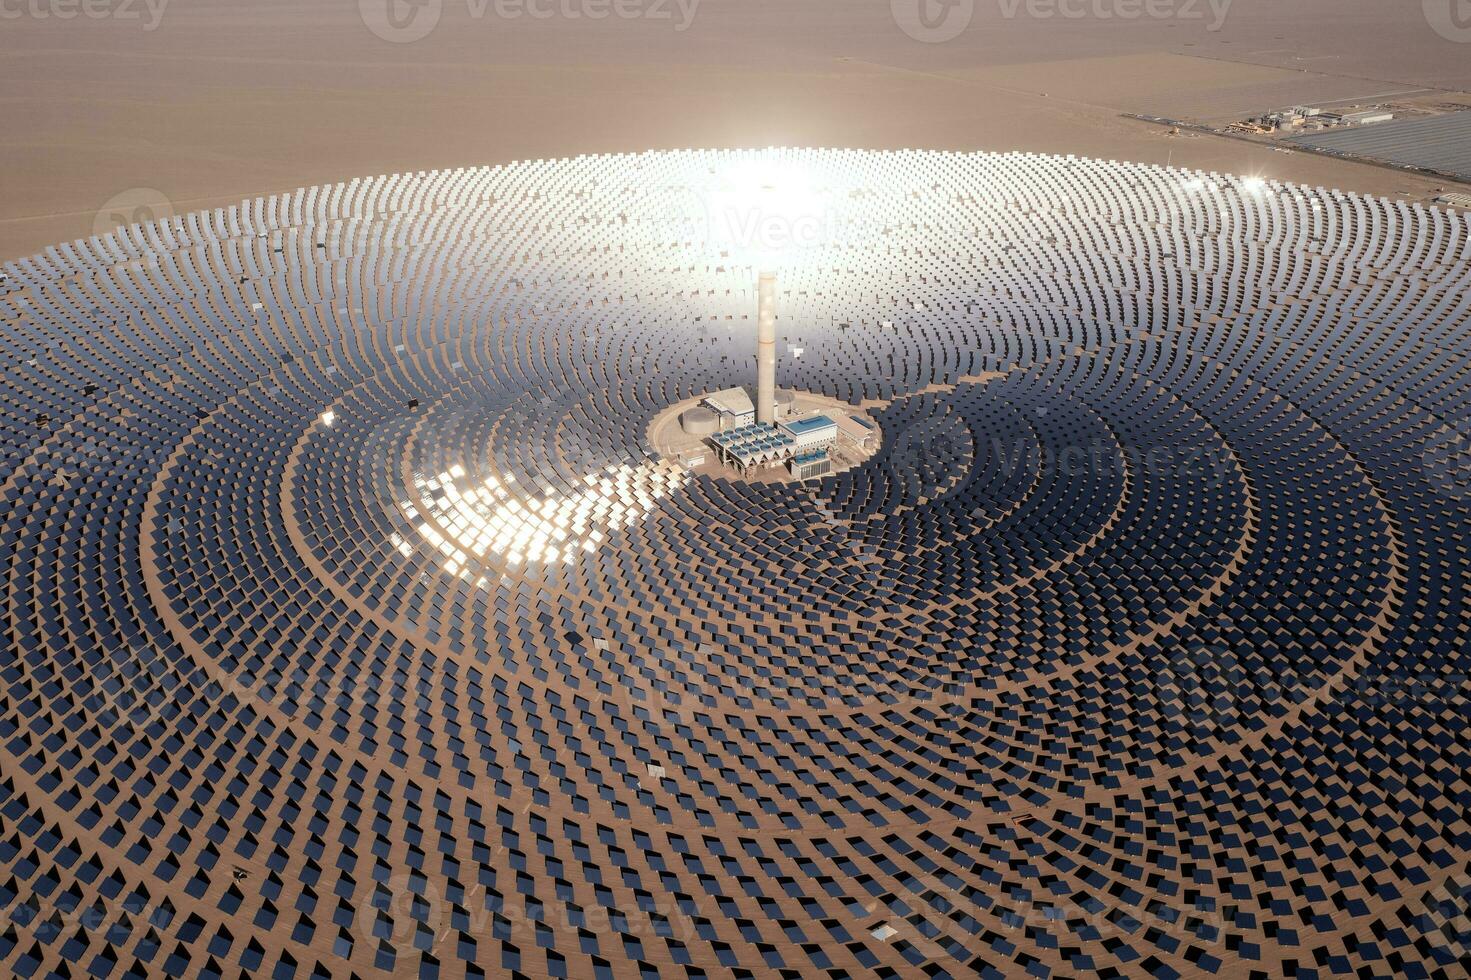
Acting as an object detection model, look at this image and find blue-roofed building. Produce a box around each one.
[778,414,838,452]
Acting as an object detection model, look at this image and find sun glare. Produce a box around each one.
[703,152,835,267]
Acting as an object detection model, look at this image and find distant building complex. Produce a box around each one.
[1234,105,1394,135]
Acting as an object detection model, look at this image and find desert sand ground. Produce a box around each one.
[2,0,1469,260]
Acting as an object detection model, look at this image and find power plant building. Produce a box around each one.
[1336,109,1393,126]
[779,414,837,451]
[702,387,755,428]
[708,414,838,473]
[710,423,797,472]
[789,450,833,480]
[835,412,876,450]
[697,275,848,476]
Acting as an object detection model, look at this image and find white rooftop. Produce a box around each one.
[703,387,755,418]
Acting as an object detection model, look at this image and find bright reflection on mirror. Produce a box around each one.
[394,460,689,583]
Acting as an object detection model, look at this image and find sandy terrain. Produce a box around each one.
[2,0,1469,260]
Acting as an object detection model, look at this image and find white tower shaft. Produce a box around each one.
[756,272,777,425]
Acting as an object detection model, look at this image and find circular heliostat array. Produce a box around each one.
[3,149,1471,979]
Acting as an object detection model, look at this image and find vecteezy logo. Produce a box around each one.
[355,873,448,949]
[1424,0,1471,42]
[1421,418,1471,501]
[892,0,974,43]
[1417,875,1471,960]
[93,188,174,238]
[360,0,442,42]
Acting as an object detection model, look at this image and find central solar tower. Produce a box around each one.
[756,271,777,424]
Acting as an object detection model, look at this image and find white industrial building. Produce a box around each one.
[835,413,876,451]
[703,387,756,428]
[1334,109,1393,126]
[779,414,837,452]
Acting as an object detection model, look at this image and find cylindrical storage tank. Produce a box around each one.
[774,390,796,418]
[680,405,720,436]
